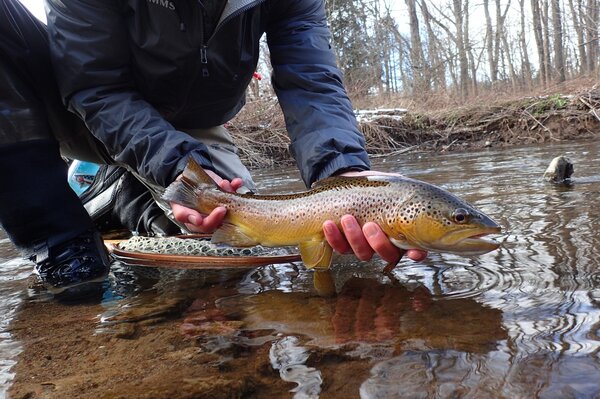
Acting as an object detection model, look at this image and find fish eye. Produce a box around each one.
[453,208,469,224]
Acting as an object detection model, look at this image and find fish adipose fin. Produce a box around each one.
[162,158,217,208]
[299,239,333,269]
[212,224,259,247]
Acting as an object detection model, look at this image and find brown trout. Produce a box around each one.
[163,159,501,270]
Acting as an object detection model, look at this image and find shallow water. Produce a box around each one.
[2,140,600,398]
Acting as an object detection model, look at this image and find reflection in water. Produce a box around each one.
[3,140,600,397]
[97,263,247,337]
[217,277,506,353]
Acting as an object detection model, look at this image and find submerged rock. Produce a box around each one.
[544,155,574,183]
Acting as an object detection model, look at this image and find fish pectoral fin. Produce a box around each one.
[211,224,259,247]
[298,239,333,269]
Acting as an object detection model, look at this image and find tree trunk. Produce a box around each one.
[531,0,548,85]
[420,0,446,91]
[406,0,428,93]
[465,0,479,95]
[542,0,552,85]
[483,0,498,82]
[551,0,566,81]
[500,26,519,90]
[453,0,470,98]
[519,0,533,87]
[568,0,588,74]
[585,0,599,73]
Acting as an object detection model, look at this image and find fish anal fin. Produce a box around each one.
[211,224,259,247]
[298,239,333,269]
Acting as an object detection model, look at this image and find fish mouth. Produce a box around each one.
[434,226,502,255]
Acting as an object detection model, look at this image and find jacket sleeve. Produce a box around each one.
[45,0,213,188]
[266,0,371,187]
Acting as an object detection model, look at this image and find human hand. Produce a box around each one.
[170,169,244,233]
[322,170,428,268]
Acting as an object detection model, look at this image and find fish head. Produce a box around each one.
[386,179,501,256]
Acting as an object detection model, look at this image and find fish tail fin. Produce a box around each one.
[162,158,216,208]
[162,180,197,209]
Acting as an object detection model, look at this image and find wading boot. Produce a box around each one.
[32,229,110,296]
[0,140,110,298]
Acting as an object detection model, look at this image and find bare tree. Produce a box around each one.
[552,0,566,81]
[542,0,553,84]
[484,0,498,82]
[531,0,549,85]
[568,0,588,73]
[583,0,599,73]
[453,0,470,98]
[519,0,534,87]
[406,0,429,93]
[325,0,381,95]
[419,1,447,91]
[319,0,593,103]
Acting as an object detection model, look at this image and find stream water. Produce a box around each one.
[1,140,599,398]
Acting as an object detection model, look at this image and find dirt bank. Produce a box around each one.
[229,87,600,167]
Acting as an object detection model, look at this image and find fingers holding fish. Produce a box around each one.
[323,220,352,255]
[201,168,245,193]
[362,222,403,265]
[217,177,244,193]
[324,216,390,262]
[169,169,244,233]
[324,217,429,266]
[170,203,227,233]
[341,215,376,261]
[405,249,427,262]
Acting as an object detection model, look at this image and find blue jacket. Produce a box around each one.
[46,0,370,188]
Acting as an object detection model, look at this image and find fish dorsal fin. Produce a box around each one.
[298,239,333,269]
[211,224,259,247]
[181,157,217,189]
[310,176,339,189]
[310,175,360,189]
[310,175,389,190]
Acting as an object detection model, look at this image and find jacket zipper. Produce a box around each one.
[198,1,210,77]
[197,0,266,78]
[200,45,209,77]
